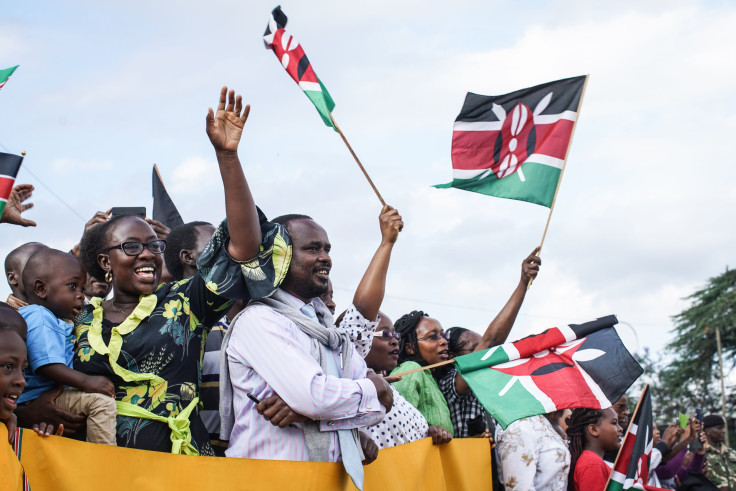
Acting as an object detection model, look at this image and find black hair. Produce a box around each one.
[566,408,606,491]
[163,221,212,281]
[0,301,27,340]
[395,310,429,366]
[21,248,81,295]
[446,327,470,354]
[4,242,45,275]
[271,214,313,233]
[78,215,137,280]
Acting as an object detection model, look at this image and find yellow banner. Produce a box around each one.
[1,425,493,490]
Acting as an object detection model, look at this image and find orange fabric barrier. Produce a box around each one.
[2,425,493,491]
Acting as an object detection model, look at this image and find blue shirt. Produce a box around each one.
[18,305,75,403]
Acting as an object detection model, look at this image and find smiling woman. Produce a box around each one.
[71,87,291,456]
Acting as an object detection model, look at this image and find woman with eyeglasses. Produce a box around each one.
[390,249,542,439]
[360,312,452,448]
[72,87,288,456]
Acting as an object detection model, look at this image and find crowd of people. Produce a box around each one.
[1,86,735,491]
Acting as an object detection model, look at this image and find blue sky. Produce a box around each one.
[2,0,735,367]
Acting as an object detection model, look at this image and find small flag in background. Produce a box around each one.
[435,75,586,207]
[454,315,642,429]
[606,386,667,491]
[152,165,183,230]
[0,65,19,91]
[264,6,336,129]
[0,152,24,217]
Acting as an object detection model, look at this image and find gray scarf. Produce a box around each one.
[220,289,363,462]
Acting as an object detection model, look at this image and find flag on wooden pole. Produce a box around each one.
[606,385,668,491]
[263,6,336,129]
[0,152,24,217]
[435,75,586,207]
[454,315,642,429]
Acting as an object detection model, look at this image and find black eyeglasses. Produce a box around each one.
[375,330,401,341]
[104,240,167,256]
[417,331,450,342]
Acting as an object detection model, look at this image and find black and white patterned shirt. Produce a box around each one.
[437,367,487,438]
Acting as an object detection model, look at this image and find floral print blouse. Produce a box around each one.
[73,213,290,455]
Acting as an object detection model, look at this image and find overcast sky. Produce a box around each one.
[2,0,734,363]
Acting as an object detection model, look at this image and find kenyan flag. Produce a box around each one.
[0,152,23,217]
[435,75,587,207]
[606,386,668,491]
[264,6,336,129]
[0,65,19,91]
[454,315,642,429]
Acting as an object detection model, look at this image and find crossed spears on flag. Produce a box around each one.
[263,6,589,292]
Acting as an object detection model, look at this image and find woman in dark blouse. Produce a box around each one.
[74,87,290,455]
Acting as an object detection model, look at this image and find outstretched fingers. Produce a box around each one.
[226,89,235,113]
[217,86,227,112]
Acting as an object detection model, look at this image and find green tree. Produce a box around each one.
[654,268,736,424]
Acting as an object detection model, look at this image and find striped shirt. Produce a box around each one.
[200,316,230,456]
[225,290,384,461]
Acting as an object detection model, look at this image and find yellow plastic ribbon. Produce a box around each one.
[83,296,199,454]
[84,296,166,386]
[116,397,200,456]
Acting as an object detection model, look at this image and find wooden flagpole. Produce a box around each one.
[392,358,456,377]
[328,113,386,207]
[528,74,590,290]
[604,384,649,490]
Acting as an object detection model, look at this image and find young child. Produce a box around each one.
[17,248,117,445]
[566,407,623,491]
[0,302,61,440]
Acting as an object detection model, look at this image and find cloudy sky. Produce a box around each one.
[2,0,734,359]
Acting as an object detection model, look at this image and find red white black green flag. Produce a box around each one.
[264,6,336,129]
[435,75,586,207]
[454,315,642,429]
[606,386,667,491]
[0,152,24,217]
[0,65,19,91]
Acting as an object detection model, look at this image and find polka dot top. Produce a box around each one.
[366,386,429,449]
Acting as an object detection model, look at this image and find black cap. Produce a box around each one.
[703,414,726,429]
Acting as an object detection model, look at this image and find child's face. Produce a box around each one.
[0,330,27,420]
[597,407,624,451]
[43,257,86,319]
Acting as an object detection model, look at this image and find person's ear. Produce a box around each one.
[34,279,48,300]
[180,249,196,267]
[406,343,415,355]
[98,253,110,274]
[587,423,600,438]
[7,271,19,288]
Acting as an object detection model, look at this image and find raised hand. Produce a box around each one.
[379,205,404,243]
[206,86,251,153]
[520,247,541,284]
[1,183,36,227]
[145,218,170,240]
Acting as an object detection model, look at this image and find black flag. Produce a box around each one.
[152,164,184,229]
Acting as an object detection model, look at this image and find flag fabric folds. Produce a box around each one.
[435,75,587,207]
[152,165,184,230]
[606,386,667,491]
[0,65,19,91]
[263,5,336,128]
[0,152,24,217]
[454,315,643,429]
